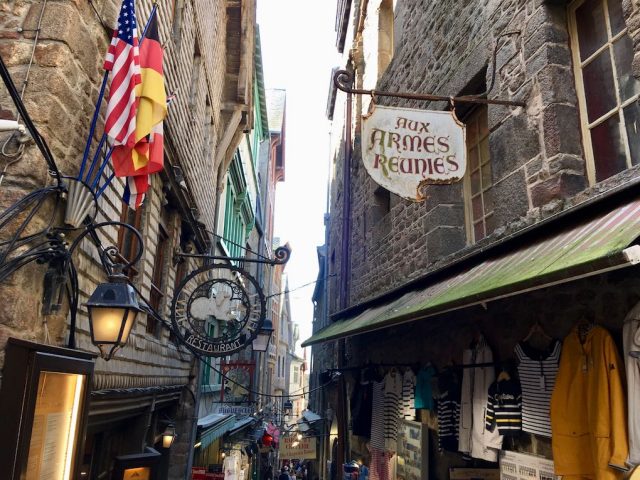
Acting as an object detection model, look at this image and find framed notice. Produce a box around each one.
[499,451,559,480]
[396,419,428,480]
[0,338,95,480]
[25,371,87,479]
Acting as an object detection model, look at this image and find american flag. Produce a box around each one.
[103,0,141,148]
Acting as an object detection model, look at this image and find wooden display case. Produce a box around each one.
[0,338,95,480]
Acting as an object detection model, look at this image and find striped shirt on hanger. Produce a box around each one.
[370,380,385,450]
[515,340,561,437]
[436,387,460,452]
[401,369,416,419]
[485,378,522,435]
[383,371,402,451]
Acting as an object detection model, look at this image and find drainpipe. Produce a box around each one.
[339,80,353,311]
[337,73,353,475]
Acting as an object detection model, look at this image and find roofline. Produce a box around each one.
[254,27,269,137]
[331,170,640,322]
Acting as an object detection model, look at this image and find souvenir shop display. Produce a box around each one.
[382,369,402,451]
[347,304,640,480]
[624,300,640,466]
[351,377,373,437]
[514,323,561,438]
[459,335,503,462]
[414,364,435,410]
[435,370,460,453]
[401,368,417,420]
[550,323,628,479]
[396,419,428,480]
[485,370,522,436]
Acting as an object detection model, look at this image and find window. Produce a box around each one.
[293,365,299,384]
[378,0,394,77]
[463,106,494,243]
[171,0,184,48]
[189,40,202,111]
[569,0,640,183]
[222,154,254,262]
[117,203,144,279]
[201,324,222,386]
[148,223,169,335]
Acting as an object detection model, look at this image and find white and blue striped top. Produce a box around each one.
[514,340,562,437]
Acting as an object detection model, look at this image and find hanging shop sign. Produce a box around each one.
[362,105,466,201]
[279,437,317,460]
[171,264,266,357]
[221,362,254,403]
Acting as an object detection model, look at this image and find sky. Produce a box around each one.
[257,1,339,353]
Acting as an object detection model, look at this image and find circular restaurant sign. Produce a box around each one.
[171,263,266,356]
[362,104,467,201]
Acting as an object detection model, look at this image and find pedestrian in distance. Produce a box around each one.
[278,466,291,480]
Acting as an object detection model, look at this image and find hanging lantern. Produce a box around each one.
[261,432,274,447]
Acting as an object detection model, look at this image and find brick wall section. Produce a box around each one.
[330,0,640,309]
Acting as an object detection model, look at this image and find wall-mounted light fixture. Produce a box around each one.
[161,424,177,448]
[85,275,142,361]
[252,318,274,352]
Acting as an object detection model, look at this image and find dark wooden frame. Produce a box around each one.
[0,338,96,480]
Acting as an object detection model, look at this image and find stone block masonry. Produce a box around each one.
[331,0,640,310]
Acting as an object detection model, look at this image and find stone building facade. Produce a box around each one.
[0,0,258,478]
[308,0,640,476]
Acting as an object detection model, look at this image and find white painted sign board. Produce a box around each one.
[362,105,467,201]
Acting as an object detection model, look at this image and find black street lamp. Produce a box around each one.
[252,318,274,352]
[85,274,142,360]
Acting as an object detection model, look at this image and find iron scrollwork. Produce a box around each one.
[171,263,267,357]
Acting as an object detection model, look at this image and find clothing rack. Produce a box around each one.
[328,361,499,373]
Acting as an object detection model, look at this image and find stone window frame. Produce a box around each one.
[377,0,394,78]
[568,0,640,185]
[462,105,494,244]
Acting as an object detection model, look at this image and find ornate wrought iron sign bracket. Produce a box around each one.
[333,69,526,108]
[176,245,291,266]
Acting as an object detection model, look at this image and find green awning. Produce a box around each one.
[302,198,640,347]
[197,413,236,449]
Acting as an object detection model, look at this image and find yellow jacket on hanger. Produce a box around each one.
[550,325,629,479]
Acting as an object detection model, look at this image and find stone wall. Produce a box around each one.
[330,0,640,309]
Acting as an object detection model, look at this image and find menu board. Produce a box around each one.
[396,419,428,480]
[25,371,85,480]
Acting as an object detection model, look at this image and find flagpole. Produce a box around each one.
[90,146,114,190]
[96,172,116,198]
[77,72,108,181]
[86,3,159,195]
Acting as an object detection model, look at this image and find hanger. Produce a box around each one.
[576,309,596,343]
[523,321,552,343]
[497,361,511,382]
